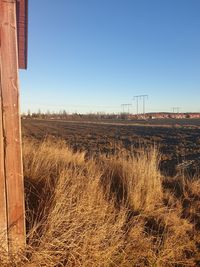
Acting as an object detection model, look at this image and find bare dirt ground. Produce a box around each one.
[22,118,200,176]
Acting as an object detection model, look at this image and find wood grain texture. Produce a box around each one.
[0,0,9,252]
[0,0,26,253]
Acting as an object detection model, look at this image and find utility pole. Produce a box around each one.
[127,104,132,114]
[141,95,148,114]
[121,104,132,114]
[172,107,180,113]
[133,96,139,114]
[133,95,148,115]
[121,104,125,113]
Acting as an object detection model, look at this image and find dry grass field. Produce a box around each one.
[1,119,200,266]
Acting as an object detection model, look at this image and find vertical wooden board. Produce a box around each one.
[0,3,9,250]
[1,0,26,252]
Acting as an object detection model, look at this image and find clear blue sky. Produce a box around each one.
[20,0,200,114]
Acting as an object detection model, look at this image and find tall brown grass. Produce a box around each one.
[0,137,199,266]
[100,147,162,211]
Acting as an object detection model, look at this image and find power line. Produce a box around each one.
[172,107,181,113]
[133,95,148,114]
[121,104,132,114]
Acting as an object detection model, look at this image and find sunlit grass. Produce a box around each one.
[0,137,199,266]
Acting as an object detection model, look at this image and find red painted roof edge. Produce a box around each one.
[16,0,28,69]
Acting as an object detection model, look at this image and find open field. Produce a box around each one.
[22,119,200,176]
[0,119,199,266]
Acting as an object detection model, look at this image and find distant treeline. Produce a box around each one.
[22,110,200,120]
[22,110,127,121]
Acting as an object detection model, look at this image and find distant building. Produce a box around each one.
[188,113,200,119]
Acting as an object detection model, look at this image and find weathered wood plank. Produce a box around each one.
[0,2,9,250]
[0,0,26,253]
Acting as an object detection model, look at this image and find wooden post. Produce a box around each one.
[0,0,26,253]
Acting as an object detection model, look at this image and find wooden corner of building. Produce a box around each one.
[0,0,26,254]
